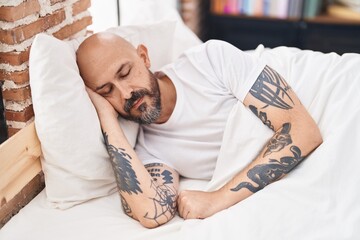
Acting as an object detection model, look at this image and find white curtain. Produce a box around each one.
[119,0,179,26]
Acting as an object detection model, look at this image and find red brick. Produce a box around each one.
[50,0,66,5]
[0,0,40,22]
[5,105,34,122]
[2,86,31,101]
[0,69,29,85]
[53,16,92,40]
[0,172,44,227]
[0,48,30,65]
[0,9,65,45]
[72,0,91,16]
[7,128,21,137]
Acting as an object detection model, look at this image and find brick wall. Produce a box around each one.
[0,0,92,138]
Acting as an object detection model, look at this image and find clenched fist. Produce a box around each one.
[177,189,226,220]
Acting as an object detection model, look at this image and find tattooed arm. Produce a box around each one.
[178,65,322,219]
[86,88,179,228]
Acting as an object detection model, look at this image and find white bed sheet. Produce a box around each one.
[0,178,208,240]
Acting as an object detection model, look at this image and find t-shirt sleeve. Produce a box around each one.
[205,40,266,102]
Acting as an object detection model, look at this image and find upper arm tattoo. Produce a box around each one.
[144,163,177,226]
[250,65,294,110]
[145,163,174,184]
[103,132,142,195]
[249,105,275,131]
[143,180,177,226]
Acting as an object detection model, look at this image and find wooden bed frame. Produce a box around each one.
[0,122,44,228]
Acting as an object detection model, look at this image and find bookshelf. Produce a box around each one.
[202,0,360,54]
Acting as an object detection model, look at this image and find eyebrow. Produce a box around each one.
[95,83,110,91]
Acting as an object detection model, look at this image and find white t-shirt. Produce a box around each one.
[135,40,265,180]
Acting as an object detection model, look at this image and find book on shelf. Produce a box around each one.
[288,0,304,18]
[327,4,360,21]
[303,0,323,18]
[210,0,324,19]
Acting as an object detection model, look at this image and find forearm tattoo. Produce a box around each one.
[144,163,177,226]
[263,123,292,157]
[120,195,133,217]
[250,65,294,110]
[231,146,303,193]
[103,132,142,195]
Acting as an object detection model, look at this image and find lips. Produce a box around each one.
[132,97,143,109]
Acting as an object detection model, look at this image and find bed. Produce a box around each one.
[1,3,360,240]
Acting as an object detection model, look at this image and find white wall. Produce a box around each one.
[88,0,179,32]
[88,0,118,32]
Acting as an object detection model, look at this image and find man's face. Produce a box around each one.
[118,69,161,124]
[77,33,161,124]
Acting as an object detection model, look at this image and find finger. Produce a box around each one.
[182,206,189,220]
[177,193,184,218]
[185,210,190,220]
[85,86,94,95]
[178,202,184,218]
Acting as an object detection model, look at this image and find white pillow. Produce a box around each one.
[119,0,203,60]
[106,21,176,71]
[30,21,176,209]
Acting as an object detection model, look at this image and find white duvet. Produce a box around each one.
[1,46,360,240]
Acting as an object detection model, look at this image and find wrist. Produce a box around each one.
[215,186,238,210]
[211,188,232,213]
[96,109,118,121]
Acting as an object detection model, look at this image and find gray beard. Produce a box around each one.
[120,71,161,125]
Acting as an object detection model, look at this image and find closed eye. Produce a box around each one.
[115,62,132,80]
[120,68,131,79]
[100,84,113,97]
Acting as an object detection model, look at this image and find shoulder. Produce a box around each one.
[184,40,241,56]
[179,40,247,70]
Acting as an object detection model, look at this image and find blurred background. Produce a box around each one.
[89,0,360,54]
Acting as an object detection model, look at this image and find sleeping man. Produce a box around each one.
[76,33,322,228]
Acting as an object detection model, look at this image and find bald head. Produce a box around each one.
[76,32,138,88]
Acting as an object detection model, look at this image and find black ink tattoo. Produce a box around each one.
[263,123,292,157]
[250,66,294,109]
[249,105,274,131]
[103,132,142,195]
[143,181,177,226]
[145,163,163,168]
[161,170,174,184]
[145,163,164,181]
[147,168,161,181]
[231,146,303,193]
[120,195,133,217]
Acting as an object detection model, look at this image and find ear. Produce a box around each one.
[136,44,151,69]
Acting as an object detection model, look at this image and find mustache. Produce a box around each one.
[124,89,151,113]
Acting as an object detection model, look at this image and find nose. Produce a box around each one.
[115,82,133,100]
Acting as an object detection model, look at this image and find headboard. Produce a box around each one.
[0,122,44,228]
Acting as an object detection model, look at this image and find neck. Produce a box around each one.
[154,72,176,124]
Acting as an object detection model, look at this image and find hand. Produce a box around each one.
[86,87,118,120]
[177,190,225,220]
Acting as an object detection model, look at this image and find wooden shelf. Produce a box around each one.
[304,14,360,25]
